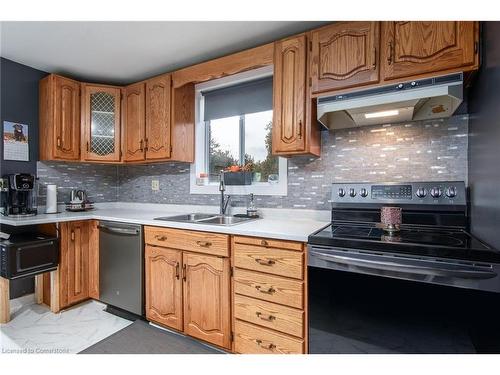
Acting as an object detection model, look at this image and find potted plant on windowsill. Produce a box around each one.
[223,163,253,185]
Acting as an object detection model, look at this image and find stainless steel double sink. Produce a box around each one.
[154,213,258,226]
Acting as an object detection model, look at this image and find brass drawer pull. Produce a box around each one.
[196,240,212,247]
[255,339,276,350]
[155,235,167,241]
[56,137,62,149]
[260,239,269,247]
[256,312,276,321]
[71,231,75,241]
[182,264,187,281]
[139,139,144,152]
[255,285,276,294]
[255,258,276,266]
[175,262,180,280]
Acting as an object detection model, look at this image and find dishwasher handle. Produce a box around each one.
[98,224,140,236]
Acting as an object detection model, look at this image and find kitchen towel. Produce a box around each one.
[45,184,58,213]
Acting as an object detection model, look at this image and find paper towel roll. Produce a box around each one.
[45,184,58,214]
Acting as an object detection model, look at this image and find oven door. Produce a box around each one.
[307,245,500,354]
[308,245,500,293]
[2,239,59,279]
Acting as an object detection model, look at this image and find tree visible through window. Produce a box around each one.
[207,110,278,183]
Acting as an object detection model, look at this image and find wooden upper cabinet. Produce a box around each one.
[145,245,183,331]
[81,84,121,162]
[183,252,231,349]
[123,82,146,162]
[145,74,172,160]
[273,34,320,157]
[310,21,380,94]
[381,21,479,81]
[39,74,81,161]
[273,35,307,154]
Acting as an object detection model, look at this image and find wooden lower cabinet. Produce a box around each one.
[183,252,231,349]
[234,294,304,338]
[58,220,99,310]
[144,227,231,350]
[232,235,308,354]
[145,245,183,331]
[234,320,304,354]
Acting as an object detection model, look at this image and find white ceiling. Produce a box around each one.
[0,21,327,85]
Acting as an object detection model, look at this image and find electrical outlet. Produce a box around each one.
[151,179,160,191]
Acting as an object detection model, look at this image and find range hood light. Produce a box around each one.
[364,109,400,119]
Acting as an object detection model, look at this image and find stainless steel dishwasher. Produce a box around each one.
[99,221,143,316]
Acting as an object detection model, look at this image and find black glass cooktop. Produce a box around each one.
[308,223,500,263]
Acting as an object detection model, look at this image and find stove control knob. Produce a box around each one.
[360,188,368,197]
[445,186,457,198]
[415,187,427,198]
[349,188,357,197]
[430,187,442,198]
[338,188,346,197]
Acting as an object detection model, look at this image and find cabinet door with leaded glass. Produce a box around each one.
[82,84,121,162]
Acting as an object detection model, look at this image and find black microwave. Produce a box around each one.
[0,233,59,280]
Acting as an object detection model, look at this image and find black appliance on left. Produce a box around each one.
[1,174,38,217]
[1,227,59,280]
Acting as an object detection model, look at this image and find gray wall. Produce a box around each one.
[0,58,48,298]
[468,22,500,249]
[0,57,48,175]
[37,115,469,211]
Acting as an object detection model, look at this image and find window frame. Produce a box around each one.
[190,66,288,196]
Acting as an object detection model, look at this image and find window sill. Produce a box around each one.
[189,159,288,196]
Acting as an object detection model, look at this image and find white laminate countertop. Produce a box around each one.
[0,203,330,242]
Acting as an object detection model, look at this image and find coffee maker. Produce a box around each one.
[1,174,38,217]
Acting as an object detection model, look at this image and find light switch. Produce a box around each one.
[151,179,160,191]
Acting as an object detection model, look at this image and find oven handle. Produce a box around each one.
[310,250,498,279]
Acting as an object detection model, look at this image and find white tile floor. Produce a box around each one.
[0,294,132,354]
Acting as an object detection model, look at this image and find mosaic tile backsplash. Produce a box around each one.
[36,162,118,205]
[37,115,468,211]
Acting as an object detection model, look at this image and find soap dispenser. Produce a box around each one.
[246,193,258,217]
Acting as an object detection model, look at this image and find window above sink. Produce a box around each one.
[190,66,288,196]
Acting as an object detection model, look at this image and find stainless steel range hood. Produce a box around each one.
[317,73,464,130]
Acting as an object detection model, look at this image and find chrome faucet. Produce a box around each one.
[219,171,231,215]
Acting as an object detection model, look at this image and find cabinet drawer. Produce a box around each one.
[234,243,303,279]
[234,294,304,338]
[234,320,304,354]
[233,236,304,251]
[144,226,229,257]
[233,269,304,309]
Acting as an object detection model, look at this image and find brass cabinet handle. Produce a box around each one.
[255,285,276,294]
[373,46,377,69]
[144,138,149,152]
[155,235,167,241]
[86,141,90,152]
[297,120,302,138]
[255,339,276,350]
[139,139,144,152]
[175,262,180,280]
[256,312,276,321]
[71,231,75,241]
[196,240,212,247]
[255,258,276,266]
[182,264,187,281]
[260,239,269,247]
[387,41,393,65]
[56,137,62,149]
